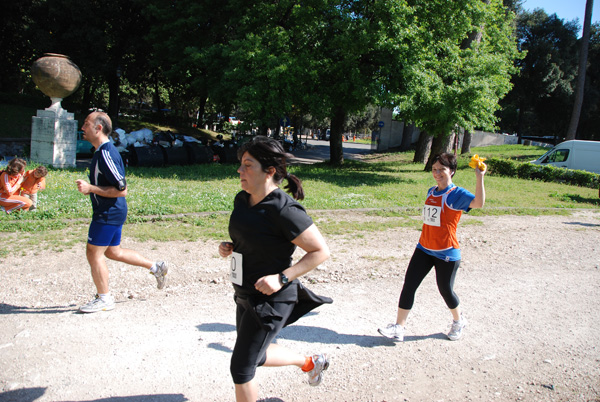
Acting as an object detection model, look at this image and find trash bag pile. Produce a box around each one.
[107,129,239,166]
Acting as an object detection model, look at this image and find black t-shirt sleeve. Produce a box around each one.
[278,203,313,242]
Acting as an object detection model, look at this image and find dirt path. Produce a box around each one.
[1,211,599,402]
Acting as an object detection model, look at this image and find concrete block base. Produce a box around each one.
[31,106,78,168]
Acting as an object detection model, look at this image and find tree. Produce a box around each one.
[145,0,242,127]
[395,0,520,168]
[308,0,417,165]
[27,0,153,123]
[578,24,600,140]
[0,0,39,93]
[566,0,595,140]
[461,0,490,156]
[498,9,579,142]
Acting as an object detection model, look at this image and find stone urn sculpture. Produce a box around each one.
[31,53,82,110]
[30,53,81,168]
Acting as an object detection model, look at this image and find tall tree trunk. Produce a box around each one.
[425,133,455,170]
[413,130,433,164]
[401,122,416,151]
[566,0,594,140]
[455,0,488,152]
[197,91,208,128]
[107,72,119,128]
[329,106,346,165]
[274,117,281,139]
[461,130,473,154]
[517,100,526,143]
[80,78,96,115]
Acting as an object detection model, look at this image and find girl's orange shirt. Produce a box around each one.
[20,170,46,194]
[0,172,24,197]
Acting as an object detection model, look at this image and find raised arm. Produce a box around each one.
[469,167,486,209]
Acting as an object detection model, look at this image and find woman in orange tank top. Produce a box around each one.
[378,152,486,342]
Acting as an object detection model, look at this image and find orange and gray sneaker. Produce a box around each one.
[307,354,329,386]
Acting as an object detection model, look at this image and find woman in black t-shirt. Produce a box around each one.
[219,136,332,402]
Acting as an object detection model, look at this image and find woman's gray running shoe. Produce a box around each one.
[307,354,329,386]
[447,317,467,341]
[378,324,405,341]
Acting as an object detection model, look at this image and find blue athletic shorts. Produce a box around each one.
[87,221,122,247]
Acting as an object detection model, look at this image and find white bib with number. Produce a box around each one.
[422,205,441,227]
[230,252,243,286]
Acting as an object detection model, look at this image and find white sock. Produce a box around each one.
[150,263,158,273]
[98,293,112,301]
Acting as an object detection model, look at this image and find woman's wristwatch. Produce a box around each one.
[279,272,289,285]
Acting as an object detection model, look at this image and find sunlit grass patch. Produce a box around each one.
[126,213,230,242]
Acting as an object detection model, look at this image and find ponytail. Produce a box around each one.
[284,173,304,201]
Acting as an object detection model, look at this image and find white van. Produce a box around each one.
[531,140,600,174]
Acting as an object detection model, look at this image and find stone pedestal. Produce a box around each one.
[31,106,78,168]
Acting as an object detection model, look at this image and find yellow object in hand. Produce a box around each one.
[469,154,487,171]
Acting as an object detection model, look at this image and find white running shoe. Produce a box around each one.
[79,294,115,313]
[448,317,468,341]
[152,261,168,289]
[378,324,405,341]
[307,354,329,386]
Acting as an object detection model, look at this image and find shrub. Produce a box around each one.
[486,157,516,176]
[487,158,599,189]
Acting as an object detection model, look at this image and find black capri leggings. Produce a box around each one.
[398,247,461,310]
[230,297,295,384]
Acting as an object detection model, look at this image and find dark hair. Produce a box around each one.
[93,112,112,135]
[2,158,27,176]
[35,165,48,177]
[237,136,304,200]
[432,152,457,176]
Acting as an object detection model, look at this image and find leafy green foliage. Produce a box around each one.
[396,0,521,137]
[487,157,600,188]
[498,9,580,139]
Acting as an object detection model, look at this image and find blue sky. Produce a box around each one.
[522,0,599,34]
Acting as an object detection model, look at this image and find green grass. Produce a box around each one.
[1,143,598,253]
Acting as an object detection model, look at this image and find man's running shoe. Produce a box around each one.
[152,261,168,289]
[307,354,329,386]
[378,324,405,341]
[79,294,115,313]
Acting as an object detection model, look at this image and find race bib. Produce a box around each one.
[422,205,441,227]
[230,252,243,286]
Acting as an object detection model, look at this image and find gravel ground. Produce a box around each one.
[1,210,599,402]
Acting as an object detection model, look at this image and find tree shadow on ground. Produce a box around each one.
[60,396,188,402]
[564,221,600,227]
[558,194,600,206]
[0,387,189,402]
[0,387,46,402]
[0,303,76,315]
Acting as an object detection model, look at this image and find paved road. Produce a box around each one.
[289,138,373,164]
[77,138,373,168]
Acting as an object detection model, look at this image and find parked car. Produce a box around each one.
[76,130,93,155]
[530,140,600,174]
